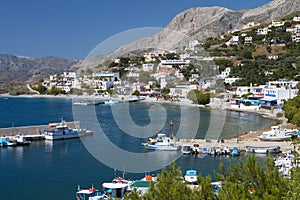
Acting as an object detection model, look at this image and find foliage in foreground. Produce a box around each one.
[283,95,300,126]
[125,155,300,200]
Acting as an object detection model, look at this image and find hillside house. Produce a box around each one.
[142,63,154,71]
[244,36,253,44]
[293,16,300,22]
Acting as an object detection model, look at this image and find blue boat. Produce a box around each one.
[230,147,240,156]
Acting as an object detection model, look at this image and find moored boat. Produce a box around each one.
[258,126,296,141]
[102,177,133,199]
[246,146,280,154]
[1,136,17,147]
[184,169,198,184]
[14,134,31,146]
[230,147,240,156]
[76,185,107,200]
[144,135,180,151]
[181,145,192,155]
[44,119,91,140]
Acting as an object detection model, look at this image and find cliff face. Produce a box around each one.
[93,0,300,62]
[0,54,77,83]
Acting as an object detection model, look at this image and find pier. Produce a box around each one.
[0,121,80,140]
[178,138,294,152]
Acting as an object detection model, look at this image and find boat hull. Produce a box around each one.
[246,146,280,154]
[145,144,180,151]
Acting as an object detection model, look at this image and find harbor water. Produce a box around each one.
[0,97,276,200]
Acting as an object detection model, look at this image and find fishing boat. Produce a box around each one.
[14,135,31,146]
[258,126,296,141]
[144,134,180,151]
[76,185,108,200]
[44,119,90,140]
[102,177,133,199]
[184,169,198,184]
[246,146,280,154]
[143,120,181,151]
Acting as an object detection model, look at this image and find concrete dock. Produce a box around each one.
[178,138,294,152]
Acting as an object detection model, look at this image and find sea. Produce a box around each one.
[0,97,276,200]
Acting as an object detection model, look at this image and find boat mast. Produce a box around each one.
[170,120,174,139]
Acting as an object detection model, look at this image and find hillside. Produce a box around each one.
[0,54,77,83]
[83,0,300,67]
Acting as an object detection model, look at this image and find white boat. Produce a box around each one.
[14,135,31,146]
[102,177,133,199]
[184,169,198,184]
[144,134,180,151]
[246,146,280,154]
[258,126,295,141]
[76,185,108,200]
[181,145,192,155]
[103,99,118,104]
[44,119,90,140]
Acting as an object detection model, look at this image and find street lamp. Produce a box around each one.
[235,126,241,143]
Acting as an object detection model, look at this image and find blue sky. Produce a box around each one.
[0,0,273,60]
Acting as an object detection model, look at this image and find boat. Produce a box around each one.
[144,134,180,151]
[246,146,280,154]
[184,169,198,184]
[44,119,90,140]
[181,145,192,155]
[1,136,17,147]
[103,99,118,104]
[76,185,108,200]
[102,177,133,199]
[258,126,296,141]
[14,135,31,146]
[230,147,240,156]
[131,175,157,195]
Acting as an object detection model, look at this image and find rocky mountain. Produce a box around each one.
[85,0,300,65]
[0,54,77,83]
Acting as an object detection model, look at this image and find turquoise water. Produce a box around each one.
[0,97,275,200]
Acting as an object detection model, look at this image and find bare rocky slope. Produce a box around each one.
[86,0,300,65]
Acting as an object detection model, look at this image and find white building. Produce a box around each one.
[256,27,269,35]
[93,72,120,82]
[161,59,190,65]
[219,67,231,79]
[142,63,154,72]
[268,80,299,89]
[226,36,239,45]
[270,20,285,27]
[169,85,197,98]
[262,87,299,106]
[293,16,300,22]
[224,77,242,85]
[244,36,253,44]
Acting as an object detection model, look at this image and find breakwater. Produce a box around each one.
[0,121,80,136]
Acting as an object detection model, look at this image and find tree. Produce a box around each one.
[132,90,140,96]
[216,155,290,200]
[187,90,210,105]
[283,95,300,126]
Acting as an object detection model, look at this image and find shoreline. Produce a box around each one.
[1,93,294,141]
